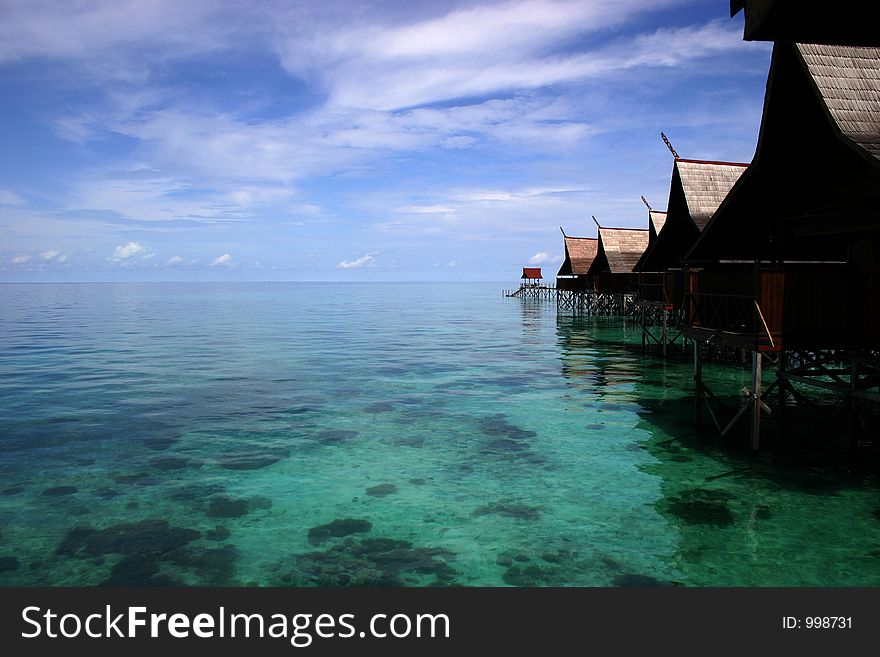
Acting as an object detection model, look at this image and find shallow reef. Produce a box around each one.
[57,519,201,558]
[313,430,359,446]
[308,518,373,546]
[42,485,78,496]
[365,483,397,498]
[663,487,735,527]
[472,501,541,521]
[280,537,457,586]
[214,447,289,470]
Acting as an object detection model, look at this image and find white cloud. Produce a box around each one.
[0,190,25,206]
[0,0,233,80]
[210,253,232,266]
[337,252,378,269]
[528,251,561,265]
[40,248,68,262]
[168,255,184,265]
[11,254,32,264]
[399,204,457,215]
[446,260,463,268]
[273,1,737,110]
[109,241,153,261]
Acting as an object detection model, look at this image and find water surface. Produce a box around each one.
[0,283,878,586]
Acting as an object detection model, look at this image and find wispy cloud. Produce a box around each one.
[168,255,184,265]
[337,252,378,269]
[0,0,233,82]
[210,253,232,267]
[0,190,25,206]
[275,0,698,110]
[11,254,32,264]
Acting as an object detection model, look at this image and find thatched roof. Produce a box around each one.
[589,228,649,275]
[676,159,748,230]
[798,44,880,160]
[731,1,880,47]
[558,236,598,276]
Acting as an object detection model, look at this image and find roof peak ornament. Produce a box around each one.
[660,132,680,159]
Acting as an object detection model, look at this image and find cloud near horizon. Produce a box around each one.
[337,253,379,269]
[109,241,153,262]
[210,253,233,267]
[528,251,561,265]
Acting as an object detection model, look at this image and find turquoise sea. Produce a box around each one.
[0,282,878,586]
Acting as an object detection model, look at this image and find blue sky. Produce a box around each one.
[0,0,771,282]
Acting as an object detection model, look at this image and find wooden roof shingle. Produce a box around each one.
[798,44,880,160]
[560,236,598,275]
[649,210,667,236]
[676,160,748,230]
[593,228,649,274]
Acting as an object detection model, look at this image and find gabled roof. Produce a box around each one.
[521,267,542,279]
[558,235,598,276]
[731,0,880,47]
[589,228,649,275]
[798,44,880,160]
[676,159,748,230]
[636,159,746,271]
[649,210,667,236]
[634,208,668,272]
[687,42,880,262]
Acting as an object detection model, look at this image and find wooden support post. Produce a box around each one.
[849,354,859,457]
[661,309,669,359]
[751,350,762,451]
[777,351,786,441]
[694,341,703,427]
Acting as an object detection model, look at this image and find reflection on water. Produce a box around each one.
[0,283,877,586]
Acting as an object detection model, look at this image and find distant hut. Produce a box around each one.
[636,158,747,308]
[556,230,599,292]
[683,40,880,448]
[587,227,649,294]
[633,202,667,304]
[731,0,880,47]
[521,267,543,287]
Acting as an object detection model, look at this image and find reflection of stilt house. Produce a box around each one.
[683,38,880,450]
[586,226,649,315]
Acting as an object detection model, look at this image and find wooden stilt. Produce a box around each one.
[694,341,703,427]
[777,351,786,442]
[661,309,669,358]
[751,350,762,451]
